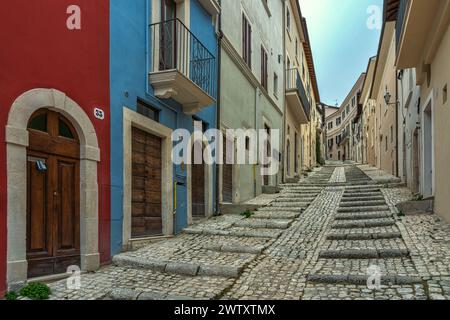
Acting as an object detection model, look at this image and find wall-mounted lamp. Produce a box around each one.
[384,86,397,106]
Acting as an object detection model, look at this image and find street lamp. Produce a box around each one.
[384,86,397,106]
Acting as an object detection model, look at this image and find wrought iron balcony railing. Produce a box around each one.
[286,68,311,119]
[149,19,216,99]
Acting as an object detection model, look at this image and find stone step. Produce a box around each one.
[337,205,390,213]
[326,232,402,240]
[331,219,395,229]
[339,200,387,207]
[269,202,309,208]
[203,243,266,255]
[307,274,422,285]
[344,187,381,195]
[108,288,204,301]
[343,192,383,198]
[251,211,301,219]
[318,249,410,259]
[340,196,385,202]
[334,212,393,221]
[184,227,282,239]
[257,207,304,212]
[112,255,244,278]
[233,219,291,230]
[275,197,316,202]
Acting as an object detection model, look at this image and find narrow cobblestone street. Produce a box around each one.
[48,165,450,300]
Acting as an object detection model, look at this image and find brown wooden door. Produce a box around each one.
[192,141,205,217]
[222,136,233,203]
[27,110,80,278]
[131,127,163,237]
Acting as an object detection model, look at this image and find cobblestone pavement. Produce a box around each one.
[46,165,450,300]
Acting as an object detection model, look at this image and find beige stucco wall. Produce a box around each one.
[419,23,450,223]
[373,31,397,175]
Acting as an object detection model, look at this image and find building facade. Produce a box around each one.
[325,74,365,162]
[110,0,219,254]
[218,0,284,204]
[394,0,450,221]
[359,56,377,166]
[0,0,111,293]
[283,0,321,181]
[370,21,398,176]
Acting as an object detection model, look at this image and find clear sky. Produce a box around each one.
[299,0,382,106]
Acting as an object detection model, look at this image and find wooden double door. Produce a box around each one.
[26,110,80,278]
[131,127,163,237]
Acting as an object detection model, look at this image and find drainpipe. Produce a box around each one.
[215,3,223,216]
[395,71,399,178]
[281,0,286,183]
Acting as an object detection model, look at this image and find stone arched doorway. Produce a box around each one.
[6,88,100,287]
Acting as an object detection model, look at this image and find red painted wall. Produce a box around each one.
[0,0,110,296]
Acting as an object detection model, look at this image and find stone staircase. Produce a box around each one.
[106,168,334,299]
[307,182,422,289]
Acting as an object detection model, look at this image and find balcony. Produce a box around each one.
[340,130,350,145]
[149,19,216,115]
[285,68,311,124]
[198,0,221,16]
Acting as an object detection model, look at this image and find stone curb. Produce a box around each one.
[331,219,395,229]
[337,206,390,213]
[334,213,393,221]
[318,249,410,259]
[326,232,402,240]
[307,274,422,285]
[339,201,387,207]
[112,255,243,278]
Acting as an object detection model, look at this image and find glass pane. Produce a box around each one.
[28,114,47,132]
[59,118,75,139]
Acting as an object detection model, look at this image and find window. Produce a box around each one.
[346,105,350,113]
[273,73,278,97]
[245,136,250,151]
[342,111,346,120]
[137,98,160,122]
[286,8,291,32]
[385,136,388,151]
[336,117,341,126]
[352,97,356,107]
[295,38,298,57]
[261,46,268,90]
[391,125,394,143]
[444,84,448,104]
[59,118,75,139]
[242,14,252,68]
[328,122,333,130]
[28,113,48,132]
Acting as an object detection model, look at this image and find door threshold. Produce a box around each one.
[127,235,174,251]
[28,272,83,285]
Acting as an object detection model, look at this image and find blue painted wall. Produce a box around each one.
[110,0,217,254]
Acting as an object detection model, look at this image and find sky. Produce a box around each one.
[299,0,383,106]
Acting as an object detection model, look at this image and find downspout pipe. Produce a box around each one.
[395,71,399,178]
[215,3,223,216]
[281,0,286,182]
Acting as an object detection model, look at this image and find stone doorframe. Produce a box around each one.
[217,127,238,204]
[6,88,100,287]
[187,135,214,225]
[122,108,174,248]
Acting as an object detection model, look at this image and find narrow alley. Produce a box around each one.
[47,164,450,300]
